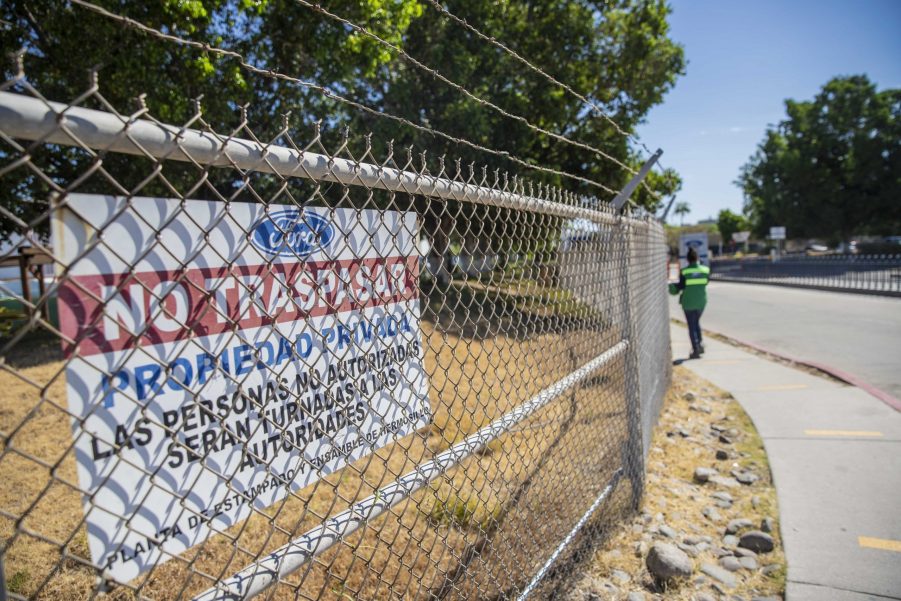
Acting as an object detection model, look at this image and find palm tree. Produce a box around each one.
[674,201,691,227]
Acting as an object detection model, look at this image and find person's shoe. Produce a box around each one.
[689,349,701,359]
[699,344,705,355]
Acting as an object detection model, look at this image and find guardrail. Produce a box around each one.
[710,254,901,296]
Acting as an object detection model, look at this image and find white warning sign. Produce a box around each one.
[53,194,431,582]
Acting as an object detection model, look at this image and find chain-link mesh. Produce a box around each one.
[0,71,670,601]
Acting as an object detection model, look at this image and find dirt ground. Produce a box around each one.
[0,282,630,601]
[566,366,787,600]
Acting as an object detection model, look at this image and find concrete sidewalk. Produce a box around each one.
[670,323,901,601]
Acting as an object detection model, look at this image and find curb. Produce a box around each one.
[672,319,901,413]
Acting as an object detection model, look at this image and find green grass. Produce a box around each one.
[7,570,30,595]
[427,490,501,532]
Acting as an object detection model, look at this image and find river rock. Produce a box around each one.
[726,518,755,534]
[710,475,740,488]
[694,467,718,483]
[611,569,630,584]
[683,535,704,545]
[678,542,700,557]
[701,563,737,588]
[646,542,693,580]
[739,530,775,553]
[719,556,743,572]
[739,556,759,570]
[660,524,678,539]
[711,491,733,501]
[702,506,722,521]
[732,469,759,485]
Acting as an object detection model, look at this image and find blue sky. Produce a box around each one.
[636,0,901,224]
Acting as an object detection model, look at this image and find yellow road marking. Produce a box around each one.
[859,537,901,552]
[805,430,884,438]
[756,383,809,391]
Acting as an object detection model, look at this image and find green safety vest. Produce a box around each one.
[669,263,710,311]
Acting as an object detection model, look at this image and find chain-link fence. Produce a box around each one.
[711,254,901,296]
[0,67,671,601]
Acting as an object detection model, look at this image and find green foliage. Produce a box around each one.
[737,75,901,241]
[0,304,23,338]
[364,1,685,204]
[634,166,682,212]
[427,490,500,531]
[716,209,749,244]
[0,0,685,244]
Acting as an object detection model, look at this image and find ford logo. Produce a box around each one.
[251,210,334,258]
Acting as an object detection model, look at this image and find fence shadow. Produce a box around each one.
[421,278,615,345]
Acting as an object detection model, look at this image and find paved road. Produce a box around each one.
[671,326,901,601]
[670,282,901,399]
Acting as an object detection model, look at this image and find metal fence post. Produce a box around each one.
[612,149,662,212]
[616,215,646,510]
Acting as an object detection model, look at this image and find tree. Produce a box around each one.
[634,166,683,212]
[0,0,686,244]
[364,0,685,256]
[0,0,425,239]
[366,1,685,208]
[673,201,690,226]
[737,75,901,242]
[716,209,749,247]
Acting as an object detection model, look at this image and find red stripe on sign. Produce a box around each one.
[58,255,420,357]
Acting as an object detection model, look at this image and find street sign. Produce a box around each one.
[769,226,786,240]
[732,231,750,243]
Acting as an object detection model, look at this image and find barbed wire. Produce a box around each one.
[67,0,619,199]
[291,0,639,177]
[417,0,669,204]
[422,0,649,154]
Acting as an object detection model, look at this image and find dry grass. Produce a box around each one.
[572,365,786,600]
[0,284,628,600]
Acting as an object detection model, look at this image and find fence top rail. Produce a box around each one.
[0,91,652,227]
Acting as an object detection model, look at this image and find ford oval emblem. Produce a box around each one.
[250,210,334,258]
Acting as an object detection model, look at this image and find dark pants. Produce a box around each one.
[684,309,703,352]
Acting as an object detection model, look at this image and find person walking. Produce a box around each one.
[669,247,710,359]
